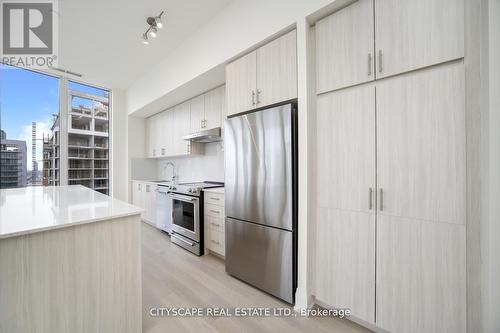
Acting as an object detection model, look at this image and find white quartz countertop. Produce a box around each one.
[0,185,142,239]
[203,187,224,194]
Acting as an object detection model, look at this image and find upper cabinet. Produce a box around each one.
[146,85,225,159]
[375,0,464,79]
[226,30,297,116]
[172,102,193,155]
[190,85,225,132]
[316,0,374,94]
[316,0,464,93]
[190,94,205,133]
[226,51,257,116]
[204,85,225,130]
[256,30,298,107]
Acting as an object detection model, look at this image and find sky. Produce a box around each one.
[0,64,108,171]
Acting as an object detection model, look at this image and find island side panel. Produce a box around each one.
[0,214,142,333]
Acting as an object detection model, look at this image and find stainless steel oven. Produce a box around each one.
[169,192,200,242]
[161,181,223,256]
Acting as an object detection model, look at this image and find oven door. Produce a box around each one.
[169,193,200,242]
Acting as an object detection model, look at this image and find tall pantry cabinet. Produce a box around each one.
[314,0,465,332]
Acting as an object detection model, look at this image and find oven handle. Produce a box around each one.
[167,193,196,202]
[171,233,195,246]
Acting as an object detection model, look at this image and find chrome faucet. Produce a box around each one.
[164,162,178,183]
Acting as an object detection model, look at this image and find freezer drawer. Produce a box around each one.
[225,217,294,303]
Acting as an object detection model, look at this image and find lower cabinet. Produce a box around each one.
[132,180,157,225]
[204,191,225,257]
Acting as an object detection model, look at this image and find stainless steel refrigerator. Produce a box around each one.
[224,103,297,304]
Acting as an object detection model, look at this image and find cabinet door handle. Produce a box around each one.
[251,90,256,105]
[138,184,141,191]
[210,197,220,201]
[146,185,150,192]
[187,143,191,153]
[378,50,383,73]
[210,209,220,214]
[368,53,372,76]
[210,222,220,227]
[161,148,165,156]
[379,188,383,211]
[256,89,261,104]
[211,240,220,245]
[368,187,373,210]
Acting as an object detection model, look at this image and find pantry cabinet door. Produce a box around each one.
[190,94,205,133]
[256,30,297,107]
[315,85,376,324]
[204,86,224,130]
[316,0,374,93]
[225,51,257,116]
[375,0,464,78]
[376,64,466,333]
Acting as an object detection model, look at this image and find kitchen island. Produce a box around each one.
[0,185,143,333]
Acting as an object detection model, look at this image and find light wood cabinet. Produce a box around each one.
[132,181,158,226]
[204,190,225,257]
[204,85,224,130]
[226,51,257,116]
[315,64,466,332]
[226,30,297,116]
[375,0,464,78]
[256,30,297,106]
[316,0,464,93]
[159,110,173,157]
[173,102,191,155]
[315,85,376,324]
[375,64,465,333]
[190,85,225,132]
[146,115,158,158]
[316,0,374,93]
[190,94,205,133]
[146,86,223,158]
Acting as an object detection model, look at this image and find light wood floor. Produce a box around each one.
[141,222,372,333]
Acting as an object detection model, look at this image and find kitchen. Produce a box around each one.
[0,0,498,333]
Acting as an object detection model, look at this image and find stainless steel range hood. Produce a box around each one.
[183,127,221,143]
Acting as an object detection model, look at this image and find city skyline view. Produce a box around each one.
[0,64,109,172]
[0,64,59,171]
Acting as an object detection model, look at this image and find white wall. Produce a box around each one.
[125,0,341,116]
[111,89,128,201]
[156,143,224,183]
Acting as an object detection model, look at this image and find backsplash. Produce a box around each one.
[157,142,224,182]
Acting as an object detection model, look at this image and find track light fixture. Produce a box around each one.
[142,11,164,45]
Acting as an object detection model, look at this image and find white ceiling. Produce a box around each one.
[57,0,232,89]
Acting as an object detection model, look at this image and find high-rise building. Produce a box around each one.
[0,130,27,189]
[66,88,110,195]
[42,115,60,186]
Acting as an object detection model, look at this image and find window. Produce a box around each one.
[0,65,111,195]
[67,81,110,195]
[0,64,60,188]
